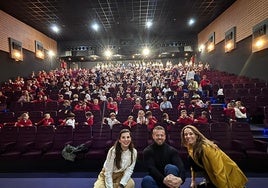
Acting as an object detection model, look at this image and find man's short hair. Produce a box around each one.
[153,125,165,132]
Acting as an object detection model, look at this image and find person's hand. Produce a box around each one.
[190,180,197,188]
[163,174,182,188]
[163,174,173,187]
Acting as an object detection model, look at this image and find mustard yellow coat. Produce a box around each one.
[188,144,248,188]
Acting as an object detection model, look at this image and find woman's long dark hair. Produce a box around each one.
[114,129,134,169]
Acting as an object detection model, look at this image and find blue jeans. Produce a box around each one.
[141,164,180,188]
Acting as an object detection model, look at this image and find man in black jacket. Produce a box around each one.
[141,125,186,188]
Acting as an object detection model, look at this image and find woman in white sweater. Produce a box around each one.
[94,129,137,188]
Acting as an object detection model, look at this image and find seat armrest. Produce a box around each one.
[232,140,246,151]
[254,139,268,152]
[64,141,73,146]
[20,142,35,153]
[0,142,16,153]
[41,142,53,153]
[83,140,93,148]
[106,140,113,148]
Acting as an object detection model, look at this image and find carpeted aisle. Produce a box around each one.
[0,177,267,188]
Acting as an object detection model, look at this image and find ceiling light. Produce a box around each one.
[142,47,150,56]
[188,18,195,26]
[51,25,60,33]
[104,49,112,59]
[92,23,99,31]
[146,21,153,28]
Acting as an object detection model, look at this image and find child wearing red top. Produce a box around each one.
[177,110,194,125]
[89,99,101,111]
[74,101,90,112]
[149,99,160,110]
[107,97,119,114]
[177,100,187,112]
[123,115,137,128]
[145,111,158,131]
[16,113,33,127]
[194,111,209,124]
[84,111,94,126]
[35,113,55,126]
[132,99,143,111]
[114,93,123,104]
[223,102,236,123]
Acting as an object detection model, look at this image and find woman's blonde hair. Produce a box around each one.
[181,125,216,160]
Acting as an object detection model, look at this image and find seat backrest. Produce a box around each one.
[120,100,134,108]
[29,111,43,123]
[9,102,23,112]
[111,124,124,141]
[35,125,55,148]
[167,124,184,149]
[210,122,231,149]
[17,126,37,144]
[52,126,73,149]
[92,124,111,140]
[73,125,92,146]
[193,123,211,139]
[31,102,46,111]
[210,106,224,122]
[46,101,59,109]
[0,126,18,145]
[231,122,255,149]
[73,111,87,123]
[131,124,149,140]
[163,108,178,121]
[0,112,15,124]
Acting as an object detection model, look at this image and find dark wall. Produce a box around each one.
[199,36,268,81]
[0,50,59,82]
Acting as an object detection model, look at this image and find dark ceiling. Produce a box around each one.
[0,0,236,55]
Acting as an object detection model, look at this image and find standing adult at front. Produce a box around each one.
[141,126,186,188]
[181,125,248,188]
[94,129,137,188]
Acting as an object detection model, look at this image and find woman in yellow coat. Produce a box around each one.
[181,125,248,188]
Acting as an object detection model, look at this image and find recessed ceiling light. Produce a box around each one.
[92,23,99,31]
[146,21,153,28]
[188,18,195,26]
[51,25,60,33]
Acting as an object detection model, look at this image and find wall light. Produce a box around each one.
[198,44,205,52]
[48,50,55,57]
[9,38,23,61]
[255,39,265,48]
[206,32,215,53]
[35,41,44,59]
[225,27,236,53]
[252,18,268,53]
[207,43,214,52]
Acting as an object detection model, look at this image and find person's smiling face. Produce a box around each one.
[119,132,131,151]
[152,129,166,145]
[183,128,197,146]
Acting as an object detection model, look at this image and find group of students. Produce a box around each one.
[94,125,248,188]
[223,100,248,123]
